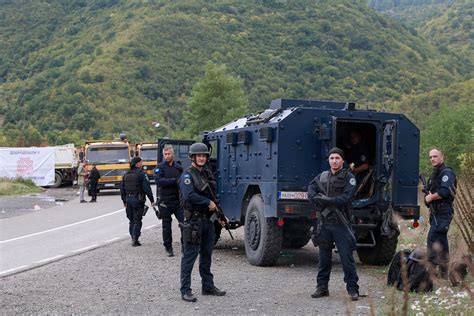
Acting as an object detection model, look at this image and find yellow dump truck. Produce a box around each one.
[135,142,158,183]
[83,138,132,190]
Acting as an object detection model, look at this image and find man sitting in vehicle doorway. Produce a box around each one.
[345,130,372,196]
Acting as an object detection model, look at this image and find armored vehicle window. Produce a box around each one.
[208,140,218,160]
[207,140,218,175]
[178,144,189,159]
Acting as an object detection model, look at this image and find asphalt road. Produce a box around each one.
[0,191,160,276]
[1,188,390,314]
[1,220,389,315]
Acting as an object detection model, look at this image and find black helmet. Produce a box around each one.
[130,156,142,167]
[188,143,209,157]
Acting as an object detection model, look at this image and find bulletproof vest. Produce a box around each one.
[185,166,213,212]
[319,169,351,223]
[123,169,141,194]
[319,169,350,197]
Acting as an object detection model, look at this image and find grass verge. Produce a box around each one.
[0,177,42,196]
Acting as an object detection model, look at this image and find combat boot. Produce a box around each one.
[202,287,226,296]
[349,292,359,301]
[311,288,329,298]
[181,292,197,302]
[165,247,174,257]
[132,239,141,247]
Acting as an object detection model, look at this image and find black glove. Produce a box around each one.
[314,193,332,205]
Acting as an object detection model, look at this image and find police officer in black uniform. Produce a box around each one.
[308,147,360,301]
[425,148,457,277]
[121,156,156,246]
[345,130,370,188]
[179,143,226,302]
[155,144,184,257]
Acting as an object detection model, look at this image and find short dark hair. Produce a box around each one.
[130,156,142,167]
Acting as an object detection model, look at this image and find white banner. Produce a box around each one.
[0,147,56,186]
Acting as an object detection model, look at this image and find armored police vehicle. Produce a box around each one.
[169,99,420,266]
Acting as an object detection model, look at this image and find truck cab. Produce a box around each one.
[135,142,158,183]
[168,99,420,266]
[84,139,132,190]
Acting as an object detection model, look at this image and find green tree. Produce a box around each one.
[186,61,248,137]
[420,103,473,174]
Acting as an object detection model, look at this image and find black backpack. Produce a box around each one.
[387,249,433,293]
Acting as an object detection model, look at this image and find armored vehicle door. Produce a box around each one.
[316,115,336,171]
[157,139,195,170]
[381,120,396,203]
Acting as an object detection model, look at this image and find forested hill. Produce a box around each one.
[419,0,473,64]
[0,0,470,146]
[381,79,473,173]
[369,0,473,64]
[368,0,456,28]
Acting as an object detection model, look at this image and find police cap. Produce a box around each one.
[189,143,209,157]
[130,156,142,167]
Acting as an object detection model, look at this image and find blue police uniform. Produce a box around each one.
[426,163,457,272]
[308,168,359,297]
[121,166,155,244]
[178,165,217,297]
[155,161,184,252]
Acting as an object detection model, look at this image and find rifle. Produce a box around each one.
[313,175,356,244]
[419,175,437,225]
[202,183,234,240]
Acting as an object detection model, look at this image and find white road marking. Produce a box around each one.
[106,237,120,243]
[144,224,157,229]
[0,209,125,244]
[71,244,99,253]
[0,265,29,276]
[36,255,64,264]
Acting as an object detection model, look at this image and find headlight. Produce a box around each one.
[143,166,148,170]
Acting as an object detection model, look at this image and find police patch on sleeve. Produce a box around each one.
[442,175,449,182]
[349,178,356,186]
[183,174,191,185]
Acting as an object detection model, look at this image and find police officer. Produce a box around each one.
[121,156,156,247]
[345,130,370,189]
[307,147,360,301]
[88,163,100,202]
[155,144,184,257]
[425,148,457,277]
[179,143,226,302]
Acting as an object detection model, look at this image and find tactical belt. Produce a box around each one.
[160,195,180,202]
[185,210,209,221]
[433,200,453,209]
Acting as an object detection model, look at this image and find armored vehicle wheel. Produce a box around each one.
[52,171,62,188]
[244,195,282,266]
[357,229,398,265]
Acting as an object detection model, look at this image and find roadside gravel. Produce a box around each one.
[0,187,78,219]
[1,224,387,315]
